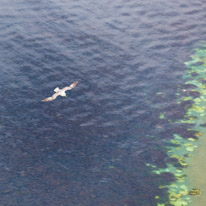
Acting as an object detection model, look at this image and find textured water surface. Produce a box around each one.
[0,0,206,205]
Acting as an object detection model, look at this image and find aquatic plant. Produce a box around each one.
[153,45,206,206]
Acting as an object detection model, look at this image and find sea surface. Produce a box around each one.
[0,0,206,205]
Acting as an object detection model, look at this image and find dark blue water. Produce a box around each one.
[0,0,206,205]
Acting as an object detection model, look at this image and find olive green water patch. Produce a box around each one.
[156,46,206,206]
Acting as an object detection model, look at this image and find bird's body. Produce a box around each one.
[42,81,78,102]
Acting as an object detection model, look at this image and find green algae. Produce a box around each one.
[155,45,206,206]
[159,112,165,119]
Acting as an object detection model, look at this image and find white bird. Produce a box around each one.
[42,81,78,102]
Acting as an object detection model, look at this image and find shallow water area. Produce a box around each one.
[187,133,206,206]
[182,47,206,206]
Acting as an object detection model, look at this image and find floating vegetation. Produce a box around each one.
[154,45,206,206]
[188,189,201,196]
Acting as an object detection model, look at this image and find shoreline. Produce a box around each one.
[187,129,206,206]
[183,45,206,206]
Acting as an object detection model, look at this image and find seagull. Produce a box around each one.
[42,81,78,102]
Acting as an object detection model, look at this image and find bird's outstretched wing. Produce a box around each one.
[62,81,78,92]
[42,97,53,102]
[42,92,59,102]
